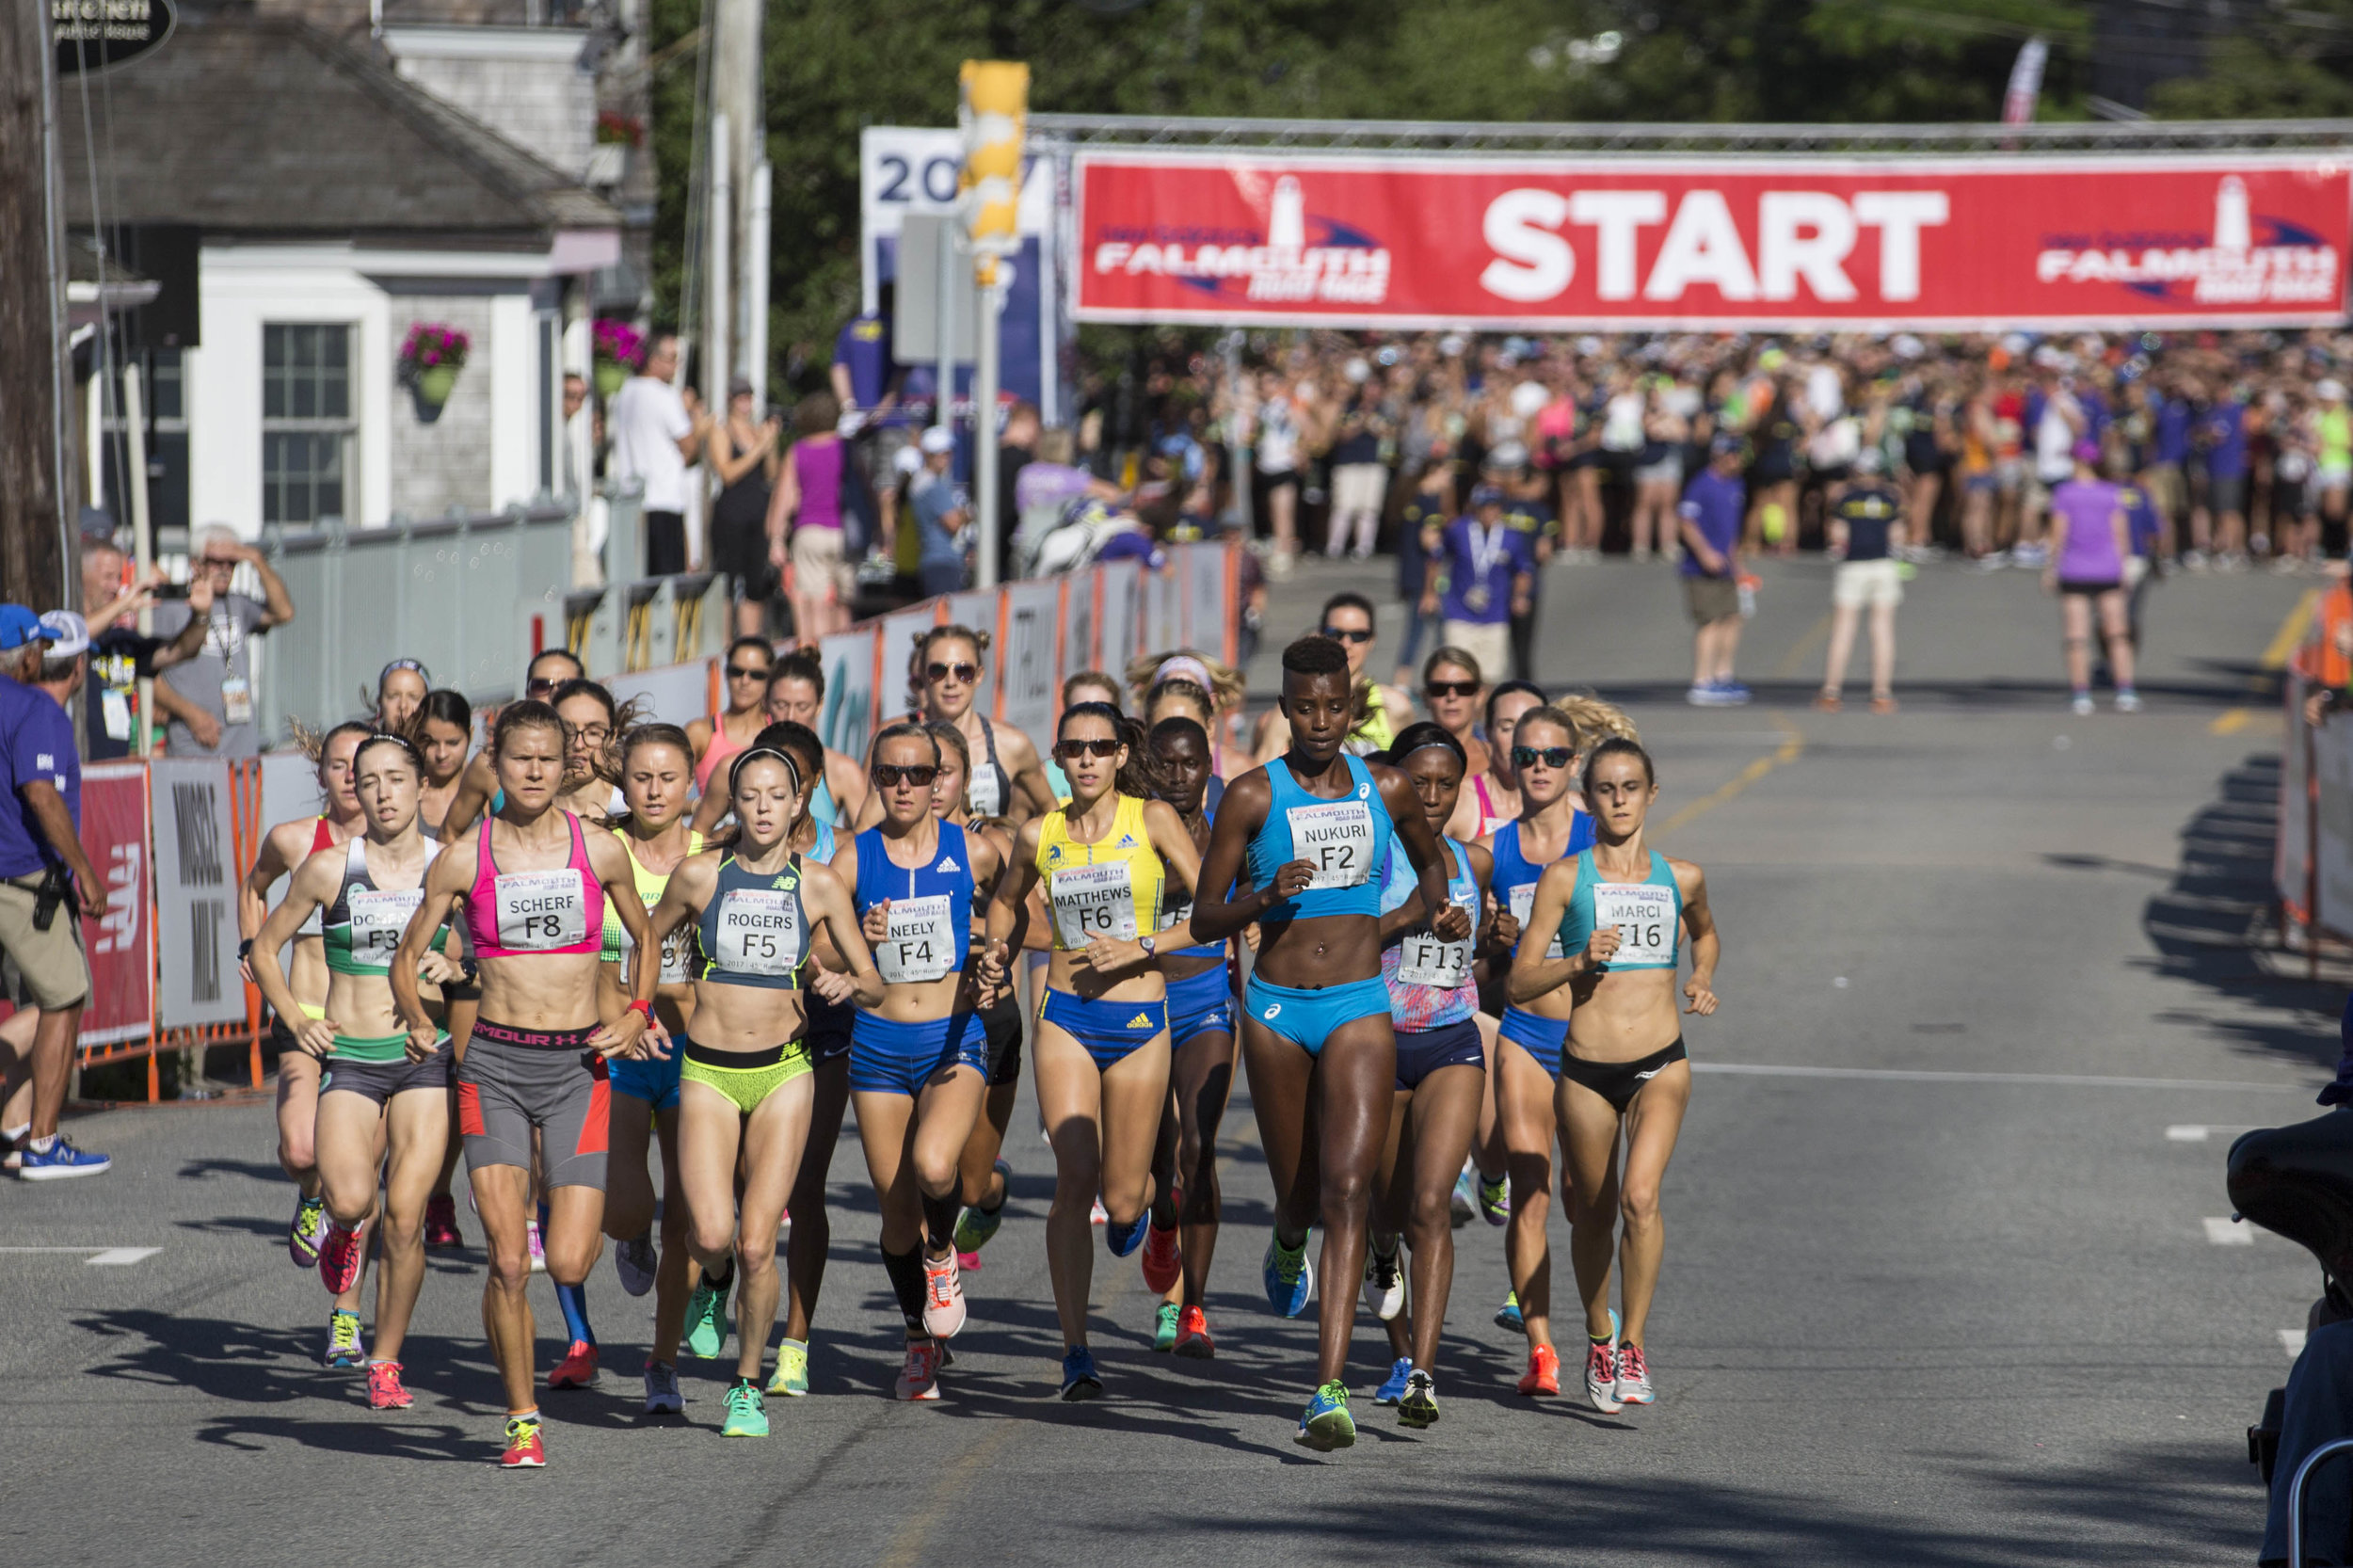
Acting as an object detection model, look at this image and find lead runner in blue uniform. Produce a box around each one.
[1189,634,1469,1450]
[1509,736,1720,1416]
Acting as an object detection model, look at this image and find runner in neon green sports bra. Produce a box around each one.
[250,731,464,1414]
[598,724,706,1416]
[1509,735,1720,1419]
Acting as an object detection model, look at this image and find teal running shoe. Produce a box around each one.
[1373,1355,1412,1405]
[953,1160,1013,1254]
[1261,1233,1313,1318]
[1494,1289,1524,1331]
[721,1379,768,1437]
[685,1267,731,1360]
[1295,1380,1356,1450]
[1152,1301,1181,1352]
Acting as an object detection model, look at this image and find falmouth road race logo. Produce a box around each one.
[1091,175,1393,305]
[2037,175,2339,306]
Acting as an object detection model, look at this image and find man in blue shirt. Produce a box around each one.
[1680,436,1751,706]
[1418,484,1533,686]
[2199,384,2251,566]
[909,426,970,599]
[0,608,110,1180]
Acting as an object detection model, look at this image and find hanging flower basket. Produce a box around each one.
[593,317,645,401]
[399,322,471,424]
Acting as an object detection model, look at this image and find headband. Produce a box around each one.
[1154,655,1214,692]
[379,658,431,688]
[728,744,804,798]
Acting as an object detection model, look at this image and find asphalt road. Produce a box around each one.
[4,549,2338,1566]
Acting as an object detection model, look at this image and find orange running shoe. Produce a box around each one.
[366,1360,412,1410]
[549,1339,599,1389]
[1517,1343,1561,1397]
[1140,1219,1182,1294]
[1172,1304,1215,1360]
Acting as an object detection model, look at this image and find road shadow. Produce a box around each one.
[2121,752,2341,1080]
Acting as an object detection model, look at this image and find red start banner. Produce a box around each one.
[1072,152,2352,329]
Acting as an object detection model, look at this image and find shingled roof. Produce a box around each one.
[56,4,617,246]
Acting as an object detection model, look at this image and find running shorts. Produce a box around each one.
[1244,973,1391,1057]
[1395,1017,1484,1091]
[609,1047,682,1112]
[808,993,854,1065]
[320,1042,453,1107]
[983,992,1024,1087]
[1039,989,1168,1070]
[456,1020,611,1190]
[1499,1005,1572,1078]
[849,1010,987,1096]
[1166,965,1236,1049]
[678,1033,809,1116]
[1559,1037,1688,1112]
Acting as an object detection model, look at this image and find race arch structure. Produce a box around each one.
[1029,115,2353,332]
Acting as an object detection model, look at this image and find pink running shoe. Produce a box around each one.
[318,1220,365,1295]
[894,1338,943,1400]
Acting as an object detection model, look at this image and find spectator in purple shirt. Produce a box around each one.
[1417,485,1533,685]
[1679,436,1751,706]
[2046,440,2139,715]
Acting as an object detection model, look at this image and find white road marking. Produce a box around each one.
[1694,1063,2317,1093]
[2283,1329,2310,1358]
[85,1248,159,1266]
[2168,1125,2211,1142]
[2204,1217,2253,1245]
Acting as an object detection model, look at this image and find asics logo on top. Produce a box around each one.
[1356,784,1369,799]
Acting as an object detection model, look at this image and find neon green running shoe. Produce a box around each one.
[1152,1301,1181,1352]
[767,1339,808,1398]
[685,1269,730,1360]
[1295,1380,1356,1451]
[721,1379,768,1437]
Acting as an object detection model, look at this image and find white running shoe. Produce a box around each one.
[920,1250,968,1339]
[1584,1308,1623,1413]
[2115,691,2142,713]
[1362,1243,1404,1321]
[895,1338,943,1400]
[1614,1341,1657,1406]
[2071,694,2095,716]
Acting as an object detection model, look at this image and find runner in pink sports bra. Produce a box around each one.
[462,810,609,959]
[1468,776,1516,840]
[691,636,775,796]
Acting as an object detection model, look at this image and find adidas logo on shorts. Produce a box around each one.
[1128,1013,1152,1030]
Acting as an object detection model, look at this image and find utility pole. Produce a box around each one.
[0,1,77,607]
[711,0,762,398]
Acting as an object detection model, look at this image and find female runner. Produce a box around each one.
[981,703,1203,1400]
[436,648,586,841]
[412,690,473,840]
[1362,723,1496,1428]
[369,659,431,733]
[250,732,461,1412]
[1189,635,1466,1450]
[871,625,1051,824]
[1140,714,1238,1358]
[1510,737,1718,1413]
[597,724,704,1414]
[760,649,868,826]
[1417,648,1491,778]
[832,724,1004,1401]
[1481,705,1598,1376]
[687,635,774,799]
[390,700,659,1469]
[648,745,880,1437]
[1443,680,1543,843]
[1127,650,1247,779]
[239,720,371,1365]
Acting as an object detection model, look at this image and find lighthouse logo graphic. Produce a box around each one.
[2033,172,2338,307]
[1087,168,1394,308]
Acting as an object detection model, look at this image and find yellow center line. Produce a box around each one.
[1773,611,1834,680]
[1657,712,1805,835]
[878,1424,1020,1568]
[2211,586,2319,736]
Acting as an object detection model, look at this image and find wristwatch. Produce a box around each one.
[1139,936,1156,957]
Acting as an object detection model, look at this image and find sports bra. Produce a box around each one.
[600,827,705,978]
[1036,793,1165,952]
[462,810,606,960]
[854,821,973,985]
[811,773,840,827]
[322,838,444,977]
[1556,848,1684,972]
[1468,775,1515,840]
[694,718,752,795]
[1379,836,1479,1032]
[296,816,336,937]
[1490,814,1594,960]
[694,851,809,991]
[1247,754,1391,922]
[1347,684,1398,757]
[966,718,1014,819]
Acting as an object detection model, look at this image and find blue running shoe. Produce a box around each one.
[1494,1289,1524,1332]
[1261,1232,1314,1318]
[1373,1356,1413,1405]
[17,1133,110,1181]
[1060,1346,1102,1401]
[1295,1380,1355,1451]
[1103,1208,1149,1258]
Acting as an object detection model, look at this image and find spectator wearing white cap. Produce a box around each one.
[910,427,971,599]
[2,609,110,1180]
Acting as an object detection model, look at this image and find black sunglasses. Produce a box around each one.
[873,763,939,787]
[927,661,981,683]
[1425,680,1480,699]
[1321,626,1375,644]
[1056,737,1122,760]
[1513,745,1576,770]
[525,679,557,697]
[727,664,771,681]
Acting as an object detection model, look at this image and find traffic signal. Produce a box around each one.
[959,59,1028,264]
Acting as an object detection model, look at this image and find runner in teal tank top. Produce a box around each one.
[1508,736,1720,1420]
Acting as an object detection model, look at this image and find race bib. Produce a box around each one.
[712,888,803,977]
[1289,800,1374,890]
[1398,886,1478,988]
[493,870,588,951]
[1592,883,1675,967]
[347,888,423,965]
[616,894,696,984]
[877,894,953,984]
[967,767,1002,819]
[1508,882,1563,961]
[101,686,132,743]
[1050,860,1137,948]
